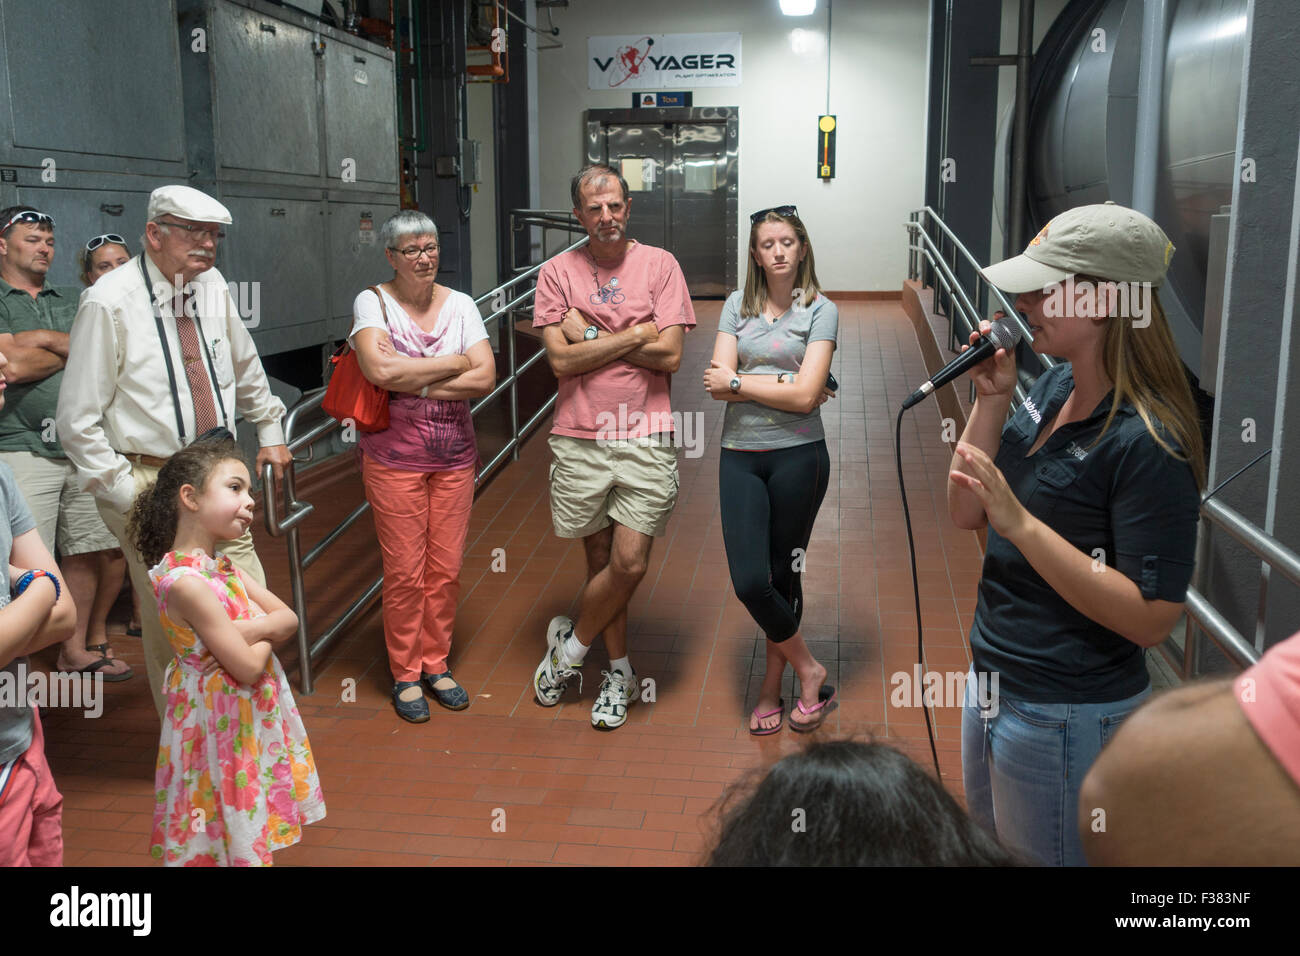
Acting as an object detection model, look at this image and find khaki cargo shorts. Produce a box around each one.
[547,433,680,539]
[0,451,118,556]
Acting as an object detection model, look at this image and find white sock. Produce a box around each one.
[610,655,632,678]
[562,633,589,664]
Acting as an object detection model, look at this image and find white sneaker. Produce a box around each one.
[591,667,636,730]
[533,615,582,706]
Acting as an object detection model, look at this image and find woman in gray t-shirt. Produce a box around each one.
[703,206,838,735]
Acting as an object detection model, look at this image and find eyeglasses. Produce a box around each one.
[393,245,439,261]
[85,233,126,252]
[1,210,55,233]
[156,220,225,241]
[750,205,798,224]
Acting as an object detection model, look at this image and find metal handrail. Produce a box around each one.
[262,234,588,694]
[509,208,587,273]
[904,206,1289,681]
[908,227,1039,407]
[905,207,1049,362]
[1203,497,1300,588]
[1171,496,1300,676]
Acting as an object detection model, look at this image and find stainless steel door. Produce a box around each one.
[587,108,738,297]
[667,123,728,296]
[602,124,669,251]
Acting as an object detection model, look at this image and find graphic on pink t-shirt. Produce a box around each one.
[533,242,695,439]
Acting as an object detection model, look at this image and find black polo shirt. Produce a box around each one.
[969,362,1200,703]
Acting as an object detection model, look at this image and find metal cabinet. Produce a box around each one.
[1,0,400,358]
[325,198,400,329]
[324,43,398,188]
[1,175,171,287]
[216,193,329,354]
[0,0,187,177]
[210,3,323,181]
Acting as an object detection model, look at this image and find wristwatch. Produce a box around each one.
[583,325,600,341]
[729,376,742,393]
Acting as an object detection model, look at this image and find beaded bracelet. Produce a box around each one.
[12,569,60,602]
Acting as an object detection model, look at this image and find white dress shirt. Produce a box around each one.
[56,254,286,513]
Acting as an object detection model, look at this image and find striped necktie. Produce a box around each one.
[172,289,220,436]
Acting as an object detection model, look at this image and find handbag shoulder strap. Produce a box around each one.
[367,285,392,332]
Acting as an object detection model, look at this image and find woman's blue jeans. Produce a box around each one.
[961,664,1150,866]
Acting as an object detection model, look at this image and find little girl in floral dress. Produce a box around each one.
[128,438,325,865]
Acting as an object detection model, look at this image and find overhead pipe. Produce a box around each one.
[1008,0,1034,252]
[468,0,508,82]
[1131,0,1168,215]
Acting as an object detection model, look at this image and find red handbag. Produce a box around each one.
[322,285,391,432]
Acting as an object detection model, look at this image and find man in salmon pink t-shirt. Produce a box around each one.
[530,163,696,731]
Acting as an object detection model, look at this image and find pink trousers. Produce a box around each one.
[0,706,63,866]
[361,454,475,682]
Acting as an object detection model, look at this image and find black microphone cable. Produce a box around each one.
[894,404,943,779]
[892,314,1022,780]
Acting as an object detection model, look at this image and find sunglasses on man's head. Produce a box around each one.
[85,233,126,252]
[1,210,55,233]
[750,205,798,224]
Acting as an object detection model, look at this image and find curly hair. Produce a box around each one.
[128,439,246,567]
[705,738,1020,866]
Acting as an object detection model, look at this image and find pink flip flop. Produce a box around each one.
[789,685,837,733]
[749,698,785,736]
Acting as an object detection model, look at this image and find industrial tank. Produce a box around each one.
[1023,0,1247,375]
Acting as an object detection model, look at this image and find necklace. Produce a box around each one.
[584,248,623,304]
[583,248,608,294]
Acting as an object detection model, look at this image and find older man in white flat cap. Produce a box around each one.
[56,184,292,718]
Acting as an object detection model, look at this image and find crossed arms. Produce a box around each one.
[0,531,76,670]
[541,308,684,378]
[0,329,69,384]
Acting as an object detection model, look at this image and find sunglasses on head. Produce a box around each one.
[85,233,126,252]
[1,210,55,233]
[750,205,798,224]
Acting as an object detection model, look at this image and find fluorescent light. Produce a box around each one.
[780,0,817,15]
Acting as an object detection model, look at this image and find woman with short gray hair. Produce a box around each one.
[348,210,496,723]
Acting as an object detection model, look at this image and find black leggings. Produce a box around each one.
[719,440,830,643]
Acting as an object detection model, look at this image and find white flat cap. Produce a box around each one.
[146,185,233,225]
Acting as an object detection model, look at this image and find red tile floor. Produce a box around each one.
[39,297,986,866]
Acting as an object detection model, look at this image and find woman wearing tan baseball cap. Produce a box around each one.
[946,202,1205,866]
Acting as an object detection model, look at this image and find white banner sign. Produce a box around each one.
[588,33,741,90]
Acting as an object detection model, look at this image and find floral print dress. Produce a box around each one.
[148,549,326,866]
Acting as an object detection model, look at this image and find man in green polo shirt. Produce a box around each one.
[0,207,131,681]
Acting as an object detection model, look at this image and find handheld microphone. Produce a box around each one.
[901,316,1022,410]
